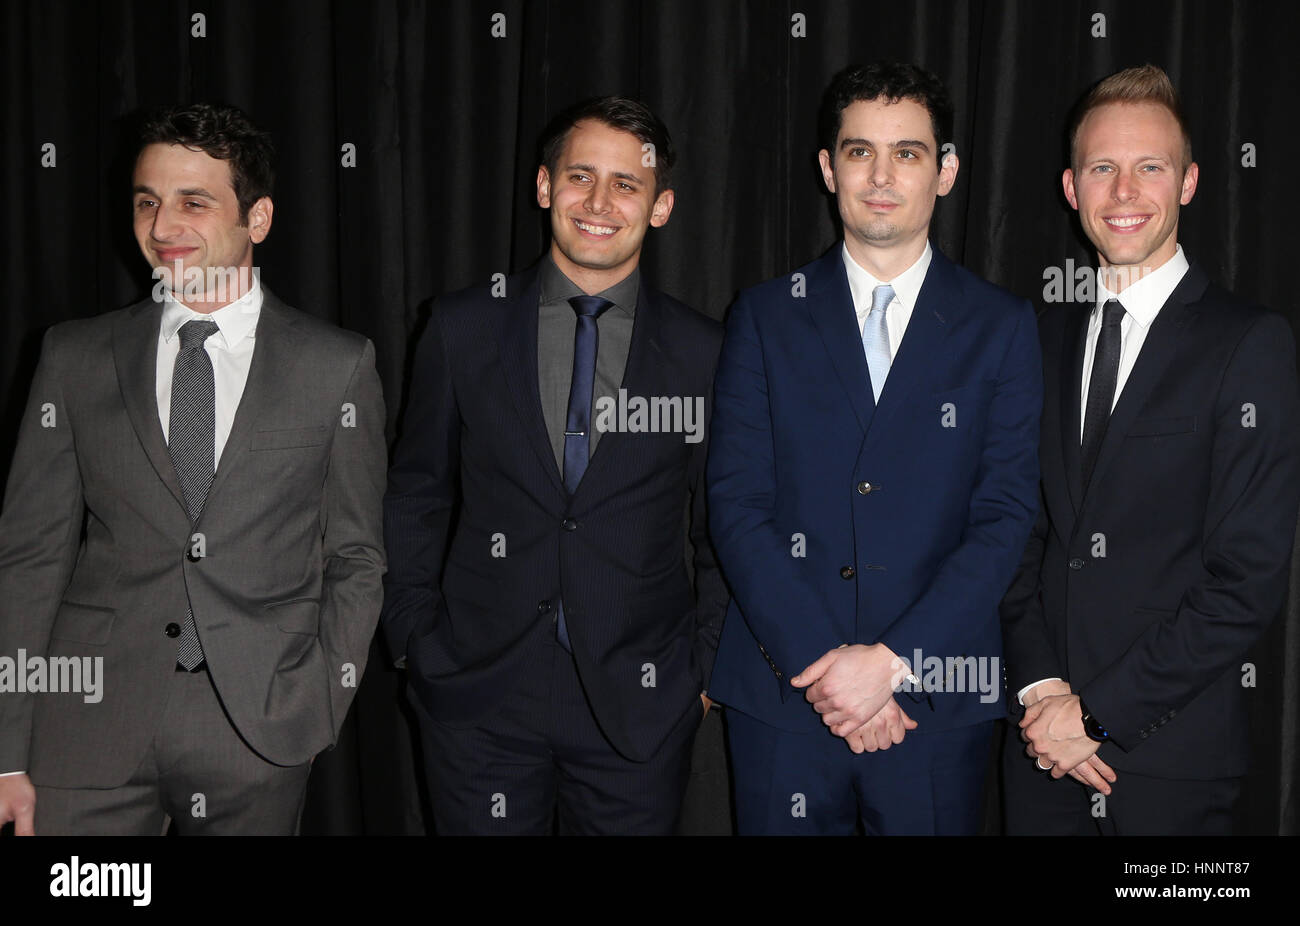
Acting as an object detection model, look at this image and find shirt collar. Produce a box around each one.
[539,253,638,317]
[1095,244,1190,330]
[161,272,263,348]
[842,240,933,314]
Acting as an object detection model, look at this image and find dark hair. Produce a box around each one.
[138,103,275,223]
[1068,64,1192,171]
[539,96,675,196]
[818,62,954,172]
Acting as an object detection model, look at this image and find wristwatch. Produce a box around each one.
[1079,699,1109,743]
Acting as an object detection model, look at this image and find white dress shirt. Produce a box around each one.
[842,240,933,357]
[1077,245,1189,440]
[156,277,263,467]
[1017,246,1191,705]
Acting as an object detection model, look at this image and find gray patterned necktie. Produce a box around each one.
[169,319,219,670]
[862,284,895,402]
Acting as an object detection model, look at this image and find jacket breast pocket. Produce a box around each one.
[250,426,329,451]
[1126,416,1197,438]
[50,602,116,645]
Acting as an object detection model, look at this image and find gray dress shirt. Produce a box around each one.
[537,255,639,470]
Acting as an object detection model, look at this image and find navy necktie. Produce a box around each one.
[169,319,219,670]
[555,294,613,651]
[562,295,613,492]
[1081,298,1126,490]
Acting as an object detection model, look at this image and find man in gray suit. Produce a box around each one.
[0,103,386,835]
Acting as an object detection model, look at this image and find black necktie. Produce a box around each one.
[555,295,613,651]
[1081,299,1126,490]
[169,319,219,670]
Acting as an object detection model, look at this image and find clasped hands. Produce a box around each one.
[791,643,917,754]
[1019,682,1117,795]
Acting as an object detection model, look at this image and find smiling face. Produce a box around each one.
[818,97,956,278]
[132,142,272,309]
[1064,101,1197,286]
[536,119,673,293]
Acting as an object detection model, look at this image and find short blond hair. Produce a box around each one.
[1069,64,1193,171]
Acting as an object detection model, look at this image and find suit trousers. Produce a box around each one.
[726,707,994,835]
[409,628,701,835]
[34,664,312,835]
[1001,737,1242,835]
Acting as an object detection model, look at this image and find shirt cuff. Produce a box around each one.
[1017,677,1064,706]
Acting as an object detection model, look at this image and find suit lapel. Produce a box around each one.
[1081,266,1207,503]
[807,247,876,433]
[576,279,667,496]
[1060,307,1088,514]
[492,267,567,497]
[862,248,951,440]
[202,286,305,510]
[114,296,187,515]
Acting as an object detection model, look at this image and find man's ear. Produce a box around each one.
[536,165,552,209]
[649,189,675,228]
[1062,168,1079,211]
[818,149,836,194]
[247,196,273,244]
[1179,161,1199,206]
[936,151,959,197]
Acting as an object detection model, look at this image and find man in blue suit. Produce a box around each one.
[707,62,1042,835]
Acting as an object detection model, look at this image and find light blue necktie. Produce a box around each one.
[862,283,894,402]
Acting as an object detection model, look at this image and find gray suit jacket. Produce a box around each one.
[0,287,386,786]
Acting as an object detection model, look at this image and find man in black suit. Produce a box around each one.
[1001,65,1300,835]
[381,97,727,835]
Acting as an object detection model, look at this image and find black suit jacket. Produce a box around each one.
[1002,263,1300,778]
[381,263,728,762]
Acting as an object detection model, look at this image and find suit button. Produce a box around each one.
[840,565,855,580]
[537,601,552,615]
[1068,558,1085,570]
[164,622,181,638]
[856,481,873,495]
[562,518,578,531]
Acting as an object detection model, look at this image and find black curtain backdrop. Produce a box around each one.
[3,0,1297,834]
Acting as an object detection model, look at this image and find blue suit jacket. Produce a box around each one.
[707,244,1042,734]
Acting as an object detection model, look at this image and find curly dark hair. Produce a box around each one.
[819,62,953,172]
[138,102,275,223]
